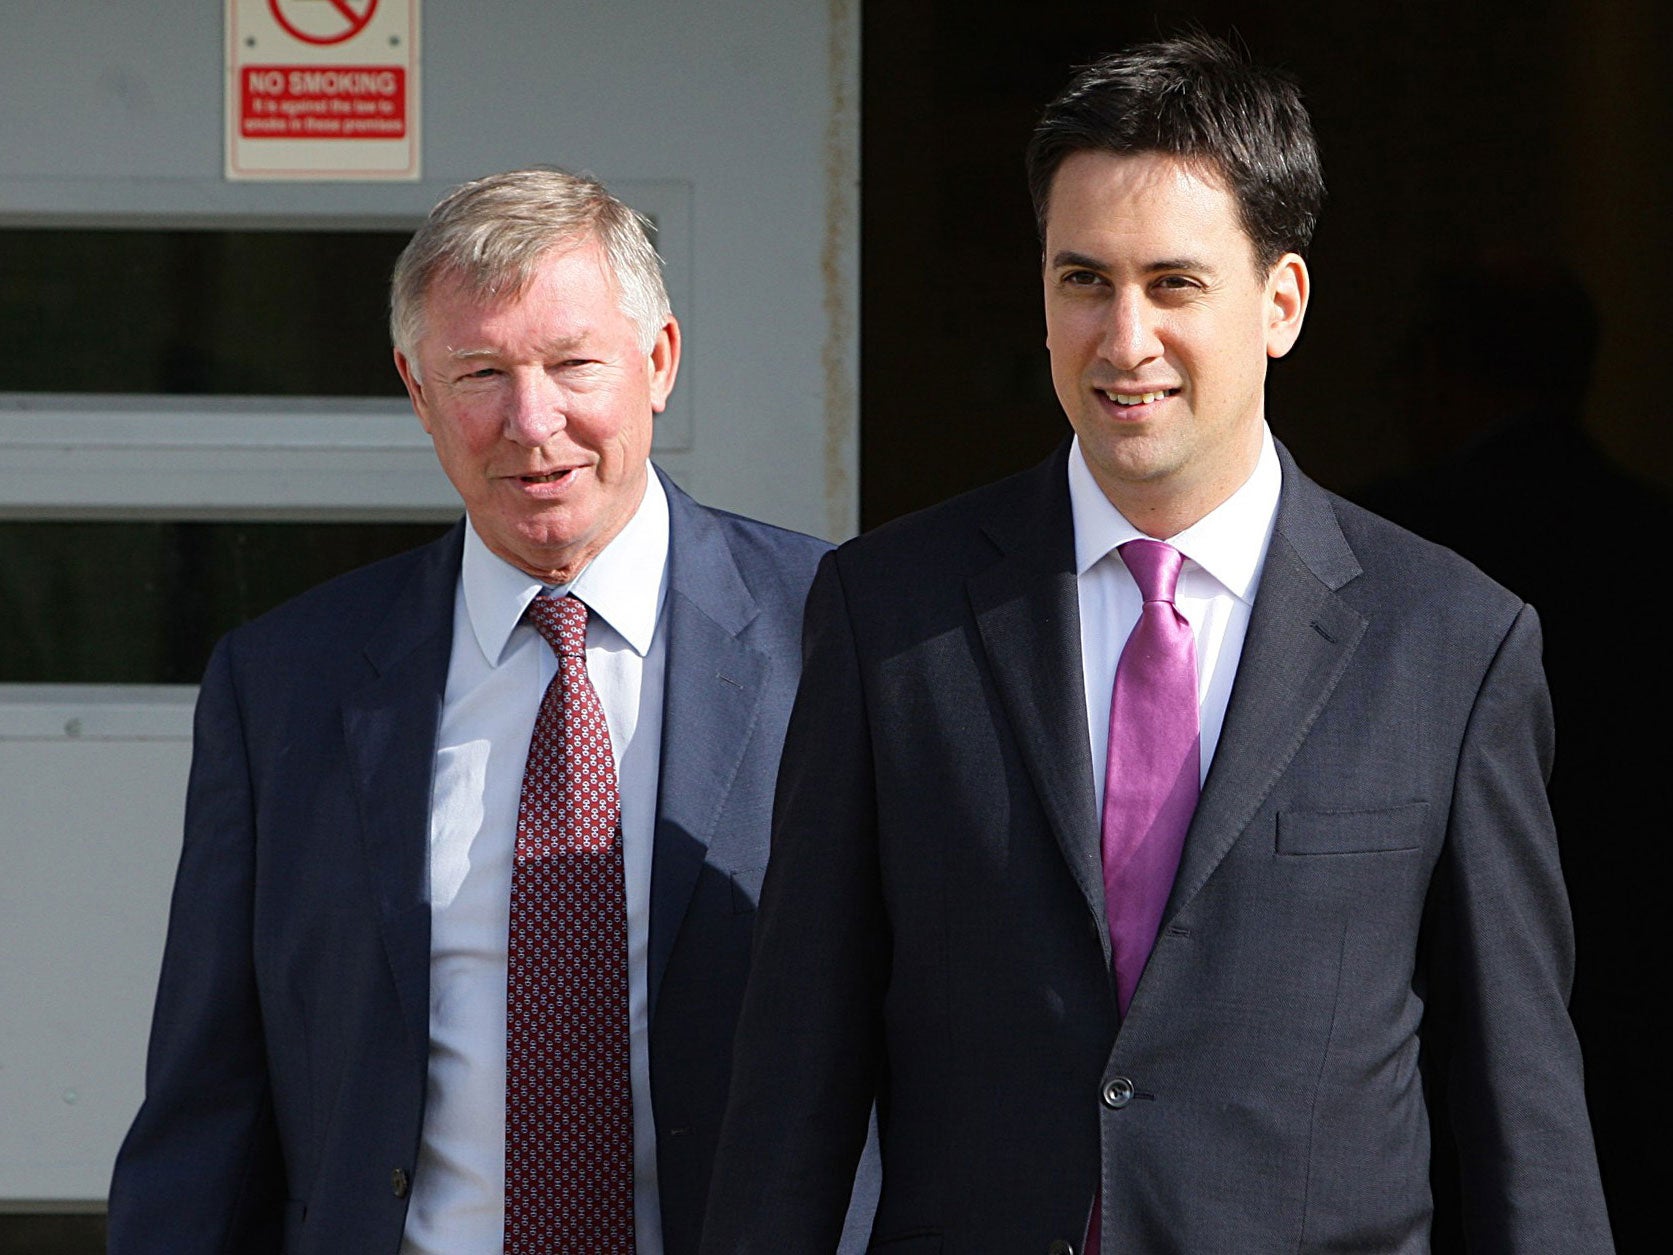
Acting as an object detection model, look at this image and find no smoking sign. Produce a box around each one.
[226,0,421,181]
[269,0,380,46]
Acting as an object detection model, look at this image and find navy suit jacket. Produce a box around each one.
[109,471,877,1254]
[704,442,1612,1253]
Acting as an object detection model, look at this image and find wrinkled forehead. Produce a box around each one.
[422,232,607,319]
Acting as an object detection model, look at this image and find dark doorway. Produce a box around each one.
[860,1,1673,524]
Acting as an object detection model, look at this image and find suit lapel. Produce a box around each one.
[1162,446,1366,923]
[968,448,1107,952]
[648,472,766,1023]
[341,523,461,1062]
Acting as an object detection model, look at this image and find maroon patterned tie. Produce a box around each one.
[505,594,634,1253]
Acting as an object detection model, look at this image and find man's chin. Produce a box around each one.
[475,517,589,585]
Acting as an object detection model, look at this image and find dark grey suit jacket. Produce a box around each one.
[704,442,1612,1252]
[109,471,877,1254]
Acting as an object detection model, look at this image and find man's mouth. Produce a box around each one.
[516,469,575,484]
[1099,387,1179,407]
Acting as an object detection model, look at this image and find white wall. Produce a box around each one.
[0,690,193,1202]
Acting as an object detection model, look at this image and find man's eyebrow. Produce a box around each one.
[1146,256,1213,274]
[1047,249,1216,276]
[1049,249,1108,271]
[443,336,587,361]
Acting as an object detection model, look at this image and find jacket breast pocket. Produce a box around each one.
[1276,801,1428,855]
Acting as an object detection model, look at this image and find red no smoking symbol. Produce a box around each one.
[269,0,378,47]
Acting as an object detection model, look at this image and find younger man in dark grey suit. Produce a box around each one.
[704,35,1613,1253]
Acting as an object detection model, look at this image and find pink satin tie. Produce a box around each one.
[1090,540,1202,1253]
[1101,538,1201,1016]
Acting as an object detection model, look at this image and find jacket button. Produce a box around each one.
[1048,1242,1076,1255]
[391,1167,410,1198]
[1102,1076,1134,1109]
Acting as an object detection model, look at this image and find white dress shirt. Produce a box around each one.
[401,470,670,1255]
[1071,427,1282,814]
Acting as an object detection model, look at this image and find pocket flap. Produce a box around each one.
[1276,801,1428,855]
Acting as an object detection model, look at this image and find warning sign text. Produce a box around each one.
[240,65,408,138]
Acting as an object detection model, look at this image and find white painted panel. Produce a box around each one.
[0,689,195,1201]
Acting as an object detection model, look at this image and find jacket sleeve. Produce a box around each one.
[701,551,886,1252]
[107,636,286,1254]
[1425,603,1614,1251]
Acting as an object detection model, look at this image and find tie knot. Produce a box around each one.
[526,593,589,657]
[1119,538,1185,604]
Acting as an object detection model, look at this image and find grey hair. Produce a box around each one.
[389,167,671,370]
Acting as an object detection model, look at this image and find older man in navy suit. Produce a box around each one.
[109,168,875,1254]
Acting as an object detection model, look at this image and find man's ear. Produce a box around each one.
[647,316,682,413]
[1265,253,1310,360]
[393,347,433,433]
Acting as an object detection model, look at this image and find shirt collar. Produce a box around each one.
[1068,424,1281,604]
[460,466,671,666]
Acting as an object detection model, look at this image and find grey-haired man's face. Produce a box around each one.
[395,238,680,582]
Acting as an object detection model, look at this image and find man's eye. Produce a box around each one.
[1154,275,1198,291]
[1062,269,1103,286]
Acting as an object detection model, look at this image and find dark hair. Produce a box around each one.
[1026,33,1323,273]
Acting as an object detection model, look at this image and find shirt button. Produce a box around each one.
[1102,1076,1135,1109]
[1047,1241,1077,1255]
[391,1167,411,1198]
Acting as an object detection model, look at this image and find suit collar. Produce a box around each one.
[344,522,464,1062]
[359,521,465,680]
[970,444,1111,959]
[1158,444,1366,934]
[1264,440,1361,591]
[654,466,759,636]
[647,468,766,1022]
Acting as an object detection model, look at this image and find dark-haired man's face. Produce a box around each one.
[1043,150,1308,537]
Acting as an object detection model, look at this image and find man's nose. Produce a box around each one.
[502,370,565,445]
[1100,291,1162,371]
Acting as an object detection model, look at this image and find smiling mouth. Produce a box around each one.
[516,469,575,484]
[1100,387,1179,407]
